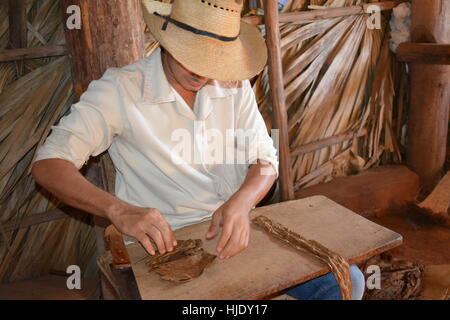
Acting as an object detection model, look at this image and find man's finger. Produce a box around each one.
[216,219,234,255]
[147,226,166,254]
[172,232,178,247]
[219,227,244,259]
[244,229,250,247]
[139,235,156,256]
[240,229,250,254]
[153,215,178,248]
[155,223,175,252]
[205,211,221,240]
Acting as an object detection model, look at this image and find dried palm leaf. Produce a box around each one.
[254,0,404,190]
[0,0,95,283]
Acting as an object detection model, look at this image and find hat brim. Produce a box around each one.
[142,0,268,81]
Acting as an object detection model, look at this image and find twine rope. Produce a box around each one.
[252,215,352,300]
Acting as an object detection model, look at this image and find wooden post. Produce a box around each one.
[61,0,145,98]
[406,0,450,193]
[263,0,295,201]
[249,0,260,10]
[8,0,27,75]
[60,0,145,299]
[8,0,27,49]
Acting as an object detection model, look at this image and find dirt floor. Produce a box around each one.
[368,208,450,266]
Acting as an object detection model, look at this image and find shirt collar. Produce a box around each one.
[142,47,176,104]
[142,47,238,105]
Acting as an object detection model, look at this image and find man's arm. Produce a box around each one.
[233,160,278,208]
[205,160,277,260]
[205,79,279,260]
[32,159,177,255]
[31,68,176,255]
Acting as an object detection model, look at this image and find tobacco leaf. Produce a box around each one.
[145,239,202,269]
[145,239,216,283]
[153,250,216,283]
[362,253,424,300]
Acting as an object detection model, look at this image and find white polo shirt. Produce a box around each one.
[34,47,279,230]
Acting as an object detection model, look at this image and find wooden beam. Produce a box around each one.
[8,0,27,49]
[280,5,361,23]
[0,46,67,62]
[263,0,295,201]
[243,1,407,25]
[361,1,408,12]
[407,0,450,193]
[397,43,450,65]
[1,207,87,233]
[290,129,368,157]
[281,1,406,23]
[2,209,65,232]
[61,0,145,98]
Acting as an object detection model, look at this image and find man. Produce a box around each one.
[32,0,364,299]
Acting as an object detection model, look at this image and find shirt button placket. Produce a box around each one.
[193,120,205,166]
[195,119,228,202]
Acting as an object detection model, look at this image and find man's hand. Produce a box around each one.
[205,196,253,260]
[107,204,177,256]
[203,161,277,260]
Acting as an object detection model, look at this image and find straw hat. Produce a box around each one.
[141,0,268,81]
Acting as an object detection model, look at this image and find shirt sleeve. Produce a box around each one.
[236,80,279,178]
[33,68,124,169]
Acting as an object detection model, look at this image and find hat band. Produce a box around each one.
[153,12,239,42]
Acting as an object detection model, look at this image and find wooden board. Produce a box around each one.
[127,196,402,300]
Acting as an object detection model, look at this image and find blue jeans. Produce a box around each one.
[286,264,365,300]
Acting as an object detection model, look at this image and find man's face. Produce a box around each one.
[163,50,210,92]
